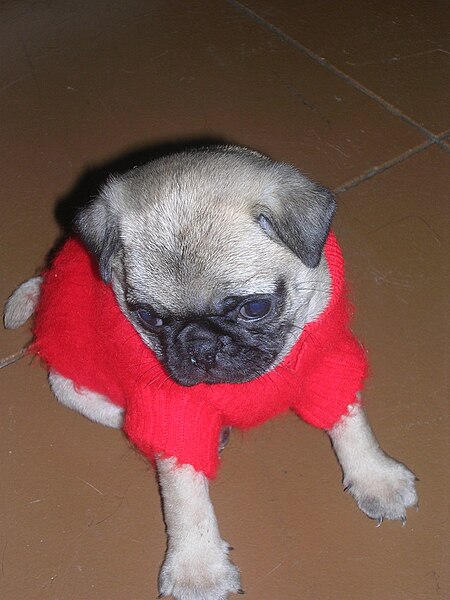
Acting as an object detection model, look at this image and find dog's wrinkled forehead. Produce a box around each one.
[115,155,291,312]
[76,146,336,306]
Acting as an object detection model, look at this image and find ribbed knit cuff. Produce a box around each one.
[293,389,363,431]
[293,356,367,431]
[124,389,224,479]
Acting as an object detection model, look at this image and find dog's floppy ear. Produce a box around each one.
[257,167,336,268]
[75,179,121,283]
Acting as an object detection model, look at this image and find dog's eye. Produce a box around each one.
[239,299,272,320]
[136,308,164,329]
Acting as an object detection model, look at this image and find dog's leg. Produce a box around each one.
[4,276,42,329]
[328,399,418,523]
[48,370,124,429]
[157,457,241,600]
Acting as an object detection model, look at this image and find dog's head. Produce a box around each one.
[76,146,335,385]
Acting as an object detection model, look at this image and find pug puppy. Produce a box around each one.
[4,146,417,600]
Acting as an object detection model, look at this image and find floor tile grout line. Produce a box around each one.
[436,140,450,153]
[229,0,439,142]
[334,141,434,194]
[227,2,449,186]
[436,130,450,151]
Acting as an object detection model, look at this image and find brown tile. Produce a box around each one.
[334,146,449,433]
[242,0,450,135]
[0,0,424,238]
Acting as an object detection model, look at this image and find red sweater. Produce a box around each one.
[31,233,368,478]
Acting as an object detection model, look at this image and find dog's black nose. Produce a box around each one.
[187,338,217,369]
[178,323,219,371]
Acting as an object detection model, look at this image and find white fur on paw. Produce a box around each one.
[345,457,418,522]
[159,542,241,600]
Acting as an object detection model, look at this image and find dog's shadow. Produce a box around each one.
[49,136,233,263]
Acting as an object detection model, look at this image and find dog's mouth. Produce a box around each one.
[167,364,246,387]
[166,365,256,387]
[163,341,279,386]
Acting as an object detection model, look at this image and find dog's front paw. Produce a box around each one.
[159,541,242,600]
[345,457,418,523]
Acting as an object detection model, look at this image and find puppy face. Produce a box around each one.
[76,146,335,386]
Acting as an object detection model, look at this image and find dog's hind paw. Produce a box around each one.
[345,457,418,523]
[159,542,241,600]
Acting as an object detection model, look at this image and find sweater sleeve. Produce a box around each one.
[124,388,224,479]
[291,326,368,430]
[290,232,369,430]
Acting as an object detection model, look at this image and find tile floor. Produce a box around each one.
[0,1,448,599]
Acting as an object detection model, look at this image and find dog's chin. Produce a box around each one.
[165,362,265,387]
[166,366,259,387]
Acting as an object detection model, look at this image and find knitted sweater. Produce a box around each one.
[31,233,368,478]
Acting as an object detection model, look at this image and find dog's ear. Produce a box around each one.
[257,167,336,268]
[75,179,122,283]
